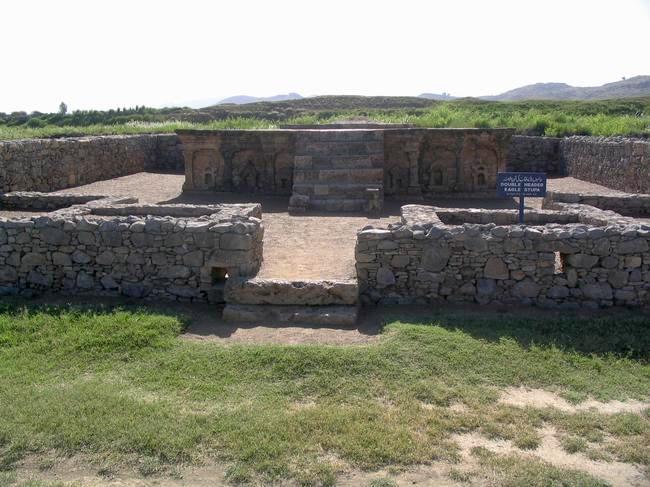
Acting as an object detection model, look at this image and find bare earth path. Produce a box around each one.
[47,172,640,279]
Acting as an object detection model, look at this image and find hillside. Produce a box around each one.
[218,93,303,105]
[484,75,650,101]
[206,95,436,111]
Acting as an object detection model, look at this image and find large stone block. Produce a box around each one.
[484,256,509,280]
[220,233,253,250]
[422,243,451,272]
[225,278,358,305]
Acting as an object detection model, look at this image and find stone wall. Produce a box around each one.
[383,129,513,197]
[505,135,562,174]
[356,204,649,308]
[0,134,184,193]
[544,191,650,217]
[0,196,263,302]
[179,130,296,195]
[178,128,514,204]
[560,136,650,193]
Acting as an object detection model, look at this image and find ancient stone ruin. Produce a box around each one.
[177,126,514,213]
[1,127,648,325]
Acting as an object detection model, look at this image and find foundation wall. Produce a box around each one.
[0,134,184,193]
[560,136,650,194]
[0,199,263,302]
[356,205,650,308]
[178,128,514,198]
[505,135,562,174]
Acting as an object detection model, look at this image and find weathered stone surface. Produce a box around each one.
[221,234,253,250]
[376,268,396,287]
[618,238,649,254]
[72,250,91,264]
[0,267,18,282]
[100,275,119,290]
[121,282,151,298]
[0,134,183,193]
[356,202,649,307]
[160,265,191,279]
[183,250,204,267]
[422,243,451,272]
[484,256,509,280]
[52,252,72,266]
[0,200,263,303]
[22,252,46,267]
[223,304,358,326]
[225,278,358,305]
[561,136,650,194]
[96,251,115,265]
[41,228,69,245]
[512,279,540,298]
[547,285,570,299]
[566,253,599,269]
[607,270,628,289]
[76,272,94,289]
[581,282,613,301]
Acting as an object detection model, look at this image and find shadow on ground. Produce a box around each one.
[2,296,648,358]
[365,303,650,360]
[159,192,524,215]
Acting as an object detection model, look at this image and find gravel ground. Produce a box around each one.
[46,172,644,279]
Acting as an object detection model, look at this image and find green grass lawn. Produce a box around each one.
[0,303,649,486]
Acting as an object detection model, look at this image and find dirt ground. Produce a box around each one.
[43,172,634,280]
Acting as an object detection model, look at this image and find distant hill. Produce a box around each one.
[217,93,303,105]
[206,95,435,111]
[419,93,456,101]
[483,76,650,101]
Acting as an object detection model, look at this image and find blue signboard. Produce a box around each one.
[497,172,547,197]
[497,172,547,224]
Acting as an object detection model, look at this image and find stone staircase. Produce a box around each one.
[223,278,359,326]
[288,130,384,213]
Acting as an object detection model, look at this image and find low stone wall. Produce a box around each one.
[560,136,650,193]
[151,134,184,172]
[544,191,650,217]
[0,197,263,302]
[505,136,562,174]
[0,134,183,193]
[356,205,649,308]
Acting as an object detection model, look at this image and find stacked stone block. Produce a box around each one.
[0,134,184,193]
[223,277,359,326]
[356,205,650,308]
[505,135,562,174]
[289,130,384,212]
[560,136,650,194]
[0,199,263,302]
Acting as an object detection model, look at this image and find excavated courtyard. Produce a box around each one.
[38,171,637,280]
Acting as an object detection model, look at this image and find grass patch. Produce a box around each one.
[0,303,648,484]
[2,97,649,140]
[560,436,588,454]
[470,447,608,486]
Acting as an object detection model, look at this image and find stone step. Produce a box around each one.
[223,304,359,326]
[225,277,358,305]
[293,183,382,199]
[294,130,383,143]
[295,141,383,157]
[308,198,369,212]
[294,168,383,184]
[310,155,378,169]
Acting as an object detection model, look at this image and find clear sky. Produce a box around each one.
[3,0,649,113]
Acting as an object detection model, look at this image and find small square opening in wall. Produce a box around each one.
[211,267,229,285]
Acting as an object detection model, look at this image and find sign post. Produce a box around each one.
[497,172,547,224]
